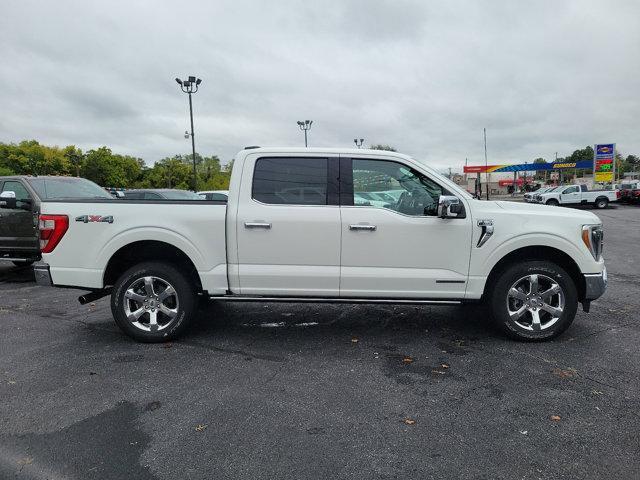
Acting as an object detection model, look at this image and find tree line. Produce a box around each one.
[1,141,638,190]
[0,140,232,190]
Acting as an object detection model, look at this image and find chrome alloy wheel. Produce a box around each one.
[506,274,565,331]
[123,276,179,332]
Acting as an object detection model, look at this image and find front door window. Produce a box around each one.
[350,159,448,216]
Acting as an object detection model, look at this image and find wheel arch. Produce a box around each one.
[104,240,203,292]
[482,245,585,301]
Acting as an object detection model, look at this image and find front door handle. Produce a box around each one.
[349,224,377,231]
[245,222,272,229]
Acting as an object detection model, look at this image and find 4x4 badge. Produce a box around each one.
[75,215,114,224]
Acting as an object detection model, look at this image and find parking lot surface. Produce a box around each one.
[1,204,639,479]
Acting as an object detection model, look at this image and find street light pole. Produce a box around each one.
[354,138,364,148]
[484,127,489,200]
[176,75,202,191]
[297,120,313,147]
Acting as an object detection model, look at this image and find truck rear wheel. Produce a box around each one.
[111,261,196,342]
[595,197,608,209]
[489,260,578,341]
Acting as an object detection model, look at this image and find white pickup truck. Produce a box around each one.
[533,184,619,209]
[33,148,607,342]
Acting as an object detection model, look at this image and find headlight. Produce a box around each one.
[582,224,604,261]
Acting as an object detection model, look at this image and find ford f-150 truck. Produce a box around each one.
[534,184,618,208]
[32,148,607,342]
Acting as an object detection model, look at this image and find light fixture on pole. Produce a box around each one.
[297,120,313,147]
[175,75,202,191]
[354,138,364,148]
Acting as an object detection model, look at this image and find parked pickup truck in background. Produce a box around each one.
[524,186,556,203]
[534,184,619,209]
[32,148,607,342]
[0,176,114,265]
[620,181,640,204]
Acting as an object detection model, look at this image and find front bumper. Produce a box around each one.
[33,261,53,286]
[584,265,607,301]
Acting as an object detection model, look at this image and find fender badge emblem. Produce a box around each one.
[75,215,114,224]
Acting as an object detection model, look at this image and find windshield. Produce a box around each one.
[27,177,113,199]
[160,190,203,200]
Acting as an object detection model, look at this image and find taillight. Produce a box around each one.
[616,190,621,198]
[39,214,69,253]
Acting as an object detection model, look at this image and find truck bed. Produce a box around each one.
[39,199,228,294]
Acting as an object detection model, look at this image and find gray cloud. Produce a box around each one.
[0,0,638,172]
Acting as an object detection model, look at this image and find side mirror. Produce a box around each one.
[437,195,464,219]
[0,191,17,209]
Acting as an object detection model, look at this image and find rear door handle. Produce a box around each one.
[244,222,272,229]
[349,224,377,231]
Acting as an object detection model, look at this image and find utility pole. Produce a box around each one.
[484,128,489,200]
[175,75,202,191]
[354,138,364,149]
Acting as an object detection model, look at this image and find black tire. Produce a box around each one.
[595,197,608,209]
[545,199,559,206]
[110,261,197,342]
[489,260,578,341]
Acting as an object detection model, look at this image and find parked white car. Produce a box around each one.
[534,184,619,209]
[33,148,606,342]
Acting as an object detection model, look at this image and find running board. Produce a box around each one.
[211,296,462,305]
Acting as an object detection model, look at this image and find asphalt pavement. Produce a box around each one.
[1,204,639,479]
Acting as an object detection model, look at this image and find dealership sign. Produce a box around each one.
[594,143,615,183]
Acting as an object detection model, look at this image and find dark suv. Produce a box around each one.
[0,176,113,265]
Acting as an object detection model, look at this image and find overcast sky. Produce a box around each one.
[1,0,638,171]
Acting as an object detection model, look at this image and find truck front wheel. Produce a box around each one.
[489,260,578,341]
[111,261,197,342]
[545,199,559,206]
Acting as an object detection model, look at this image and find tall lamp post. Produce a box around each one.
[175,75,202,191]
[354,138,364,148]
[297,120,313,147]
[483,127,489,200]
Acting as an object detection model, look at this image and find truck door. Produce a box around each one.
[560,185,581,204]
[338,157,472,299]
[0,180,39,255]
[234,155,341,296]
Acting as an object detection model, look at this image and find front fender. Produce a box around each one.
[474,232,594,277]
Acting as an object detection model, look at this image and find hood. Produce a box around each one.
[494,200,601,223]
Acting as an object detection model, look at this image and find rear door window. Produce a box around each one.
[252,157,328,205]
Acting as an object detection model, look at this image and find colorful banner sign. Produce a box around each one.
[594,143,615,182]
[463,160,592,174]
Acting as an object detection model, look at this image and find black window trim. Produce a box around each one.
[250,155,339,207]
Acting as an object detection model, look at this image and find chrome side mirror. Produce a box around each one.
[0,191,16,209]
[437,195,463,219]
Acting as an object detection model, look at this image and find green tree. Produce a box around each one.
[369,144,397,152]
[82,147,143,187]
